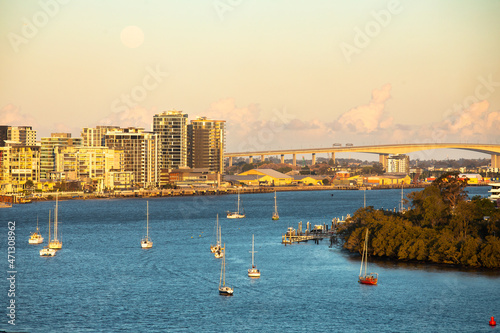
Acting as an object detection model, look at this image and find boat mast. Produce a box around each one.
[274,192,278,215]
[364,229,368,275]
[250,234,257,267]
[400,183,404,212]
[216,214,219,246]
[146,201,149,240]
[48,210,51,242]
[54,195,58,241]
[237,192,240,213]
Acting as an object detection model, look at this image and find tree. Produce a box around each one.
[241,163,254,172]
[434,171,468,208]
[371,163,385,175]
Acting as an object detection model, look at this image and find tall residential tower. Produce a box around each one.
[187,117,225,174]
[153,111,188,170]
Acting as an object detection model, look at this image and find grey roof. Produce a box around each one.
[252,169,293,179]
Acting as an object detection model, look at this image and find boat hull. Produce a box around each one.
[40,248,56,257]
[219,287,234,296]
[358,275,378,285]
[248,269,261,278]
[29,236,44,244]
[48,240,62,250]
[141,240,153,248]
[227,213,245,219]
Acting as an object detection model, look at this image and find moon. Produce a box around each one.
[120,26,144,48]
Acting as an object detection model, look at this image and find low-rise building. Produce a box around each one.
[292,175,325,186]
[238,169,293,186]
[168,167,218,187]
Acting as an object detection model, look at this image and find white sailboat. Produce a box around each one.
[219,244,233,296]
[210,214,222,253]
[29,216,44,244]
[248,234,261,278]
[141,201,153,248]
[227,191,245,219]
[48,196,62,250]
[272,191,279,220]
[40,211,56,257]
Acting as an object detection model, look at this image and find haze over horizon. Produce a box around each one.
[1,0,499,161]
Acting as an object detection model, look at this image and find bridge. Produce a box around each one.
[225,143,500,169]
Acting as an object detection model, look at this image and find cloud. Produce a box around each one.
[97,106,158,130]
[334,83,393,133]
[0,104,37,126]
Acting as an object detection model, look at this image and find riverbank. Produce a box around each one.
[3,182,492,203]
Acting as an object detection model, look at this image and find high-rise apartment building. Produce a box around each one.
[187,117,225,174]
[105,128,159,188]
[81,126,121,147]
[8,126,37,145]
[153,111,188,170]
[387,154,410,174]
[55,146,123,190]
[0,126,8,147]
[40,133,82,179]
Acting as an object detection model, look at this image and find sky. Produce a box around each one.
[1,0,500,161]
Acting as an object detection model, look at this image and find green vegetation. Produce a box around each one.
[338,172,500,268]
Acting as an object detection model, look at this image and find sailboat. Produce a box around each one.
[141,201,153,249]
[227,191,245,219]
[214,223,224,258]
[29,216,44,244]
[210,214,222,254]
[48,196,62,250]
[358,228,378,285]
[219,244,233,296]
[248,234,261,278]
[272,191,279,220]
[40,211,56,257]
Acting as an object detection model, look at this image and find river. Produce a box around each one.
[1,186,498,332]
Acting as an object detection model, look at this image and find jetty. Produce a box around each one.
[282,221,332,245]
[282,215,351,245]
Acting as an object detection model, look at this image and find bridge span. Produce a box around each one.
[225,143,500,169]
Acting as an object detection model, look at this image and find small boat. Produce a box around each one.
[40,247,56,257]
[141,201,153,249]
[48,196,62,250]
[227,191,245,219]
[29,217,44,244]
[272,191,279,220]
[219,244,233,296]
[248,234,260,278]
[210,214,221,254]
[358,228,378,285]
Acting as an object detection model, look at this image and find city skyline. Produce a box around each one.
[1,1,500,161]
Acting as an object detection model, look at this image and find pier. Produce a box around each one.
[282,221,336,245]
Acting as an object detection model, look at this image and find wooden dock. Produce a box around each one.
[281,221,335,245]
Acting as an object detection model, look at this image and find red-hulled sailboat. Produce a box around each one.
[358,228,378,285]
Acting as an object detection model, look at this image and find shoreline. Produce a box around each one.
[3,182,491,204]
